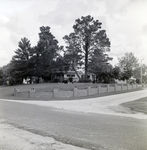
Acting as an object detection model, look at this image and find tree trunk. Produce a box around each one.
[85,52,88,80]
[72,65,81,80]
[85,40,89,80]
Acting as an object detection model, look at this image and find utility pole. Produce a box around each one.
[140,59,143,85]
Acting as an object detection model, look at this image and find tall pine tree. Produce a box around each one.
[11,37,34,81]
[64,15,111,80]
[33,26,59,81]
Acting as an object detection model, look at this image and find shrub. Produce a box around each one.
[0,79,3,85]
[62,80,68,84]
[79,79,91,83]
[53,78,60,83]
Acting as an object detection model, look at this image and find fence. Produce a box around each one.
[14,83,143,99]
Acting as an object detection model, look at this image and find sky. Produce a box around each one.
[0,0,147,67]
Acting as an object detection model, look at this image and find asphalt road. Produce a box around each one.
[0,100,147,150]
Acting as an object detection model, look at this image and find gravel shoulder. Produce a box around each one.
[0,119,87,150]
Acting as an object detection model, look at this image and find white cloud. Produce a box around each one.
[0,26,15,65]
[0,0,147,67]
[0,15,10,23]
[105,0,147,65]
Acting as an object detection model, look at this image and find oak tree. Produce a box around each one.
[118,52,139,80]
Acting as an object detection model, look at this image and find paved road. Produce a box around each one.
[0,100,147,150]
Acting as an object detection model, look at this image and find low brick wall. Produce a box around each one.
[14,84,142,99]
[99,85,107,93]
[109,85,114,92]
[115,84,121,91]
[35,91,53,99]
[14,88,36,98]
[53,89,73,98]
[90,87,98,95]
[122,84,127,91]
[76,89,87,97]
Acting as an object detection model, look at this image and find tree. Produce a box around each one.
[70,15,111,80]
[112,66,121,80]
[94,63,114,83]
[63,33,83,68]
[89,42,113,81]
[134,64,147,83]
[0,67,3,85]
[118,52,139,80]
[63,33,83,79]
[33,26,59,81]
[10,37,34,83]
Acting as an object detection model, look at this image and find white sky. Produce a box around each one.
[0,0,147,67]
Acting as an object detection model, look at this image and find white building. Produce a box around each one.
[64,71,96,82]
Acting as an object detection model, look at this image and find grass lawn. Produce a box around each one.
[121,97,147,114]
[0,82,143,100]
[0,83,146,115]
[0,82,100,99]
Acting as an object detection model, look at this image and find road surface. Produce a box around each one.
[0,89,147,150]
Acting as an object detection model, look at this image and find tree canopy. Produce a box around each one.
[63,15,112,80]
[33,26,59,81]
[118,52,139,80]
[7,26,60,84]
[10,37,33,80]
[2,16,147,85]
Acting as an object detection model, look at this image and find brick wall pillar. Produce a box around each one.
[107,85,110,92]
[14,88,19,97]
[97,85,100,93]
[73,87,78,97]
[87,86,91,95]
[114,84,117,91]
[120,84,123,91]
[29,88,35,97]
[53,88,58,98]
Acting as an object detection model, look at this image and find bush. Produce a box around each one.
[0,79,3,85]
[79,79,91,83]
[8,77,23,86]
[53,78,60,83]
[69,77,73,82]
[92,79,96,83]
[62,80,68,84]
[104,78,115,83]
